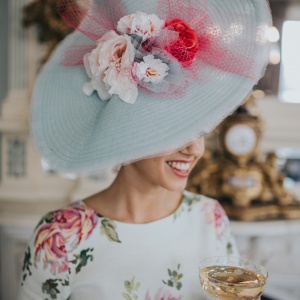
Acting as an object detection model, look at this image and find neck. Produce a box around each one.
[85,166,183,224]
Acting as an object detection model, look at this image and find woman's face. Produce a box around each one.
[129,137,205,191]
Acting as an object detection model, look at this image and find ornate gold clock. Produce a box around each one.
[217,100,265,207]
[223,124,258,163]
[188,96,299,221]
[220,98,262,163]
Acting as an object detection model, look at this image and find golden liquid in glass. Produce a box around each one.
[200,266,266,300]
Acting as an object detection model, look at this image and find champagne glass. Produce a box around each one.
[199,256,268,300]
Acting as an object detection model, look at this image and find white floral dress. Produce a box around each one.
[17,191,238,300]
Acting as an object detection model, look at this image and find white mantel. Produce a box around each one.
[231,220,300,300]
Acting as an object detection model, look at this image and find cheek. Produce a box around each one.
[135,158,165,176]
[150,158,167,175]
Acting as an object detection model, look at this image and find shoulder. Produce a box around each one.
[35,201,99,245]
[183,190,223,212]
[33,202,99,273]
[182,191,237,254]
[36,201,98,232]
[183,190,229,230]
[190,191,228,222]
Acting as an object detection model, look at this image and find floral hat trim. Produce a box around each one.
[58,0,260,104]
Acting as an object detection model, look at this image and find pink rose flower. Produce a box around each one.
[34,205,98,274]
[83,30,138,104]
[201,201,228,239]
[213,202,228,239]
[35,223,68,274]
[145,288,181,300]
[53,205,98,247]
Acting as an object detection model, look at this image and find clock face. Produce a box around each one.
[225,124,257,156]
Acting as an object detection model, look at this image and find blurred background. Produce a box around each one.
[0,0,300,299]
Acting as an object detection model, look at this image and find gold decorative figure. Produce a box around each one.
[22,0,75,64]
[188,95,300,221]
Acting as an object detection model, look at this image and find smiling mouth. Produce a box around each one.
[166,161,192,178]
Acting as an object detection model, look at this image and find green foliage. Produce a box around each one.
[227,241,233,255]
[182,194,201,210]
[173,194,201,220]
[21,246,32,285]
[42,279,60,299]
[70,248,94,273]
[41,277,70,299]
[122,277,141,300]
[100,219,121,243]
[162,264,183,290]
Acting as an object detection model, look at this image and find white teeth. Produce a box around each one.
[167,161,191,171]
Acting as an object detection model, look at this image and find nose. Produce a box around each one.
[180,137,205,157]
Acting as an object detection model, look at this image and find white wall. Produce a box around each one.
[257,96,300,152]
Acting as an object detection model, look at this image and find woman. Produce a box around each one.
[18,138,239,299]
[17,0,271,298]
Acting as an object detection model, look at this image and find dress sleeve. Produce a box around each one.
[16,215,71,300]
[213,200,239,257]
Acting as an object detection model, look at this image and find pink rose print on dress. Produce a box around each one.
[34,222,68,274]
[34,205,98,274]
[213,202,228,239]
[201,201,228,239]
[145,288,181,300]
[53,205,98,247]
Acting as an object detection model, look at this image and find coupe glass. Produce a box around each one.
[199,256,268,300]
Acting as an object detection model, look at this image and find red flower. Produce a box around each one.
[164,19,199,67]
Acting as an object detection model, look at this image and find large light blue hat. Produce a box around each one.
[31,0,272,174]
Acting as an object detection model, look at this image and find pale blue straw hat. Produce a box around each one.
[31,0,272,174]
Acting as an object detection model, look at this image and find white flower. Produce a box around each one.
[117,11,165,41]
[133,54,169,84]
[83,30,138,104]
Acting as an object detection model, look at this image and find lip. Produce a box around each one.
[166,160,193,178]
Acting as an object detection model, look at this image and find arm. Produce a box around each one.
[17,217,71,300]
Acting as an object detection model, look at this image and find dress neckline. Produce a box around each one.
[77,190,195,227]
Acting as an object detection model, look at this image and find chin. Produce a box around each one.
[163,178,188,192]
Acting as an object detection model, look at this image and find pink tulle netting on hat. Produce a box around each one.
[57,0,257,100]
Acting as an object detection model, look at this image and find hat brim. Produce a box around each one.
[31,0,272,174]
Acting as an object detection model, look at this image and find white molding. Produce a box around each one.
[1,90,29,122]
[257,96,300,151]
[231,219,300,237]
[0,119,29,133]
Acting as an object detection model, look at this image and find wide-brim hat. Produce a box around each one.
[31,0,272,174]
